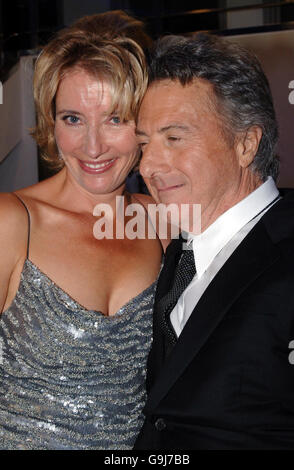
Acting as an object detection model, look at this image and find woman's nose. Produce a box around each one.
[84,127,109,159]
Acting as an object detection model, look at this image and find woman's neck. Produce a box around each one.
[54,167,128,214]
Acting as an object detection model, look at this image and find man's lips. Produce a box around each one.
[157,184,184,192]
[78,158,116,174]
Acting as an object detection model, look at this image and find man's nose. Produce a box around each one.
[84,127,109,159]
[139,144,170,179]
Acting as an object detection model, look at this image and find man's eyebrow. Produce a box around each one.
[135,129,147,136]
[159,124,190,133]
[135,124,190,136]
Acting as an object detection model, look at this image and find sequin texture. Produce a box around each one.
[0,259,156,450]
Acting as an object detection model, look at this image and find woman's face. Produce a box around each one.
[54,68,139,195]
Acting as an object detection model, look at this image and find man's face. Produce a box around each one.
[137,79,256,231]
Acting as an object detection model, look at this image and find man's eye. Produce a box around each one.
[168,136,180,142]
[62,115,80,125]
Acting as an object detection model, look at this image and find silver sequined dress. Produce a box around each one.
[0,259,156,450]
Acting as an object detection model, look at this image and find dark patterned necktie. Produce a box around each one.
[157,242,196,352]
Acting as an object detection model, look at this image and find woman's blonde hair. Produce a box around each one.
[32,12,148,169]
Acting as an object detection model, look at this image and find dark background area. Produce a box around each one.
[2,1,294,82]
[1,1,294,185]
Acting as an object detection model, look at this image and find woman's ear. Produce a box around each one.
[236,126,263,168]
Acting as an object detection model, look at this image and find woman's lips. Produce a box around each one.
[78,158,116,174]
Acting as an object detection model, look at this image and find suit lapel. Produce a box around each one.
[145,220,281,412]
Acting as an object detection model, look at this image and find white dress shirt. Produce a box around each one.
[170,177,280,337]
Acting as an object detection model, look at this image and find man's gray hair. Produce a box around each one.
[148,33,279,181]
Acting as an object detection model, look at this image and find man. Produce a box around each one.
[134,33,294,449]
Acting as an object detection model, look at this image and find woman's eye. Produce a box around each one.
[110,116,121,125]
[62,115,80,125]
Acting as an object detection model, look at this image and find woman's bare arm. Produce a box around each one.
[0,194,28,313]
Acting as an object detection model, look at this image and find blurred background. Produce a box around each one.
[1,0,294,191]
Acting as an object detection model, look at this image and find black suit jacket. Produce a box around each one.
[135,191,294,450]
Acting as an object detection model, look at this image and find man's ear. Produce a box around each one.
[236,126,263,168]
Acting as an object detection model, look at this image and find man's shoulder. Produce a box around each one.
[267,187,294,215]
[277,187,294,200]
[261,188,294,244]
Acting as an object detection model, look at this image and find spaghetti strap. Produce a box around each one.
[12,193,31,259]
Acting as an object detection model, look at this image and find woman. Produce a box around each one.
[0,14,163,450]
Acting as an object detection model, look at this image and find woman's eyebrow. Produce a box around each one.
[55,109,83,115]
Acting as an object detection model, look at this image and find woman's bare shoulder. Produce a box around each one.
[132,193,154,207]
[131,192,170,252]
[0,192,28,222]
[0,181,45,218]
[0,192,30,259]
[14,174,58,201]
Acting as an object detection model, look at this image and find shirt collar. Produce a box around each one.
[185,177,279,278]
